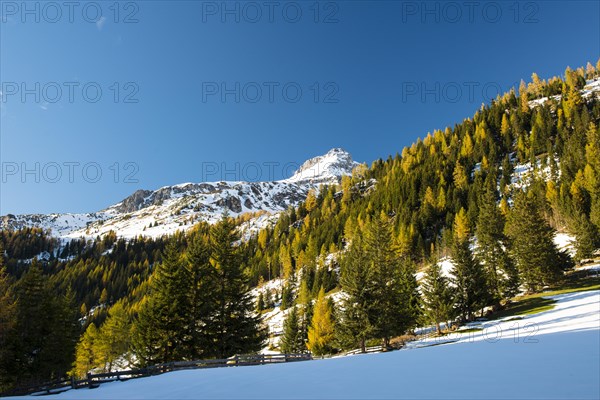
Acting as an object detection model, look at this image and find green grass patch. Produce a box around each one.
[457,328,483,334]
[491,297,556,320]
[503,316,524,322]
[523,278,600,300]
[490,277,600,321]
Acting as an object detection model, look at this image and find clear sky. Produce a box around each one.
[1,0,598,214]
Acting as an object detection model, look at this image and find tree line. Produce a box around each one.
[1,60,599,390]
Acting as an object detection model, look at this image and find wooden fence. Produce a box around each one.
[1,353,312,397]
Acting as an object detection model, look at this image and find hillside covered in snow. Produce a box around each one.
[0,148,360,240]
[10,289,600,400]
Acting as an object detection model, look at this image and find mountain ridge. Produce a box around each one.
[1,148,361,240]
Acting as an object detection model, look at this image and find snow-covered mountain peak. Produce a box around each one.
[1,148,361,240]
[283,148,359,184]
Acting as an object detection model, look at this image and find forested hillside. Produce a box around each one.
[1,61,600,392]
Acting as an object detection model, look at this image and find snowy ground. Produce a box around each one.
[12,290,599,400]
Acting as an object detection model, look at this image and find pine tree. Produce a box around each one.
[296,278,312,349]
[476,182,519,301]
[307,287,335,356]
[12,262,79,385]
[365,215,419,348]
[132,241,191,365]
[280,282,294,310]
[337,237,374,352]
[421,263,454,333]
[256,292,265,312]
[451,209,490,321]
[185,235,216,359]
[0,246,17,391]
[571,212,599,260]
[280,306,303,353]
[209,215,265,358]
[506,192,568,292]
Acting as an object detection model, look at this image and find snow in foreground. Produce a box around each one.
[14,290,600,400]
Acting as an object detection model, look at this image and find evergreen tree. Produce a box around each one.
[421,262,454,333]
[451,209,490,321]
[476,182,519,301]
[280,306,303,353]
[209,215,265,358]
[0,247,17,391]
[185,235,216,359]
[337,237,374,352]
[256,292,265,312]
[296,278,312,350]
[280,282,294,310]
[12,262,79,385]
[365,215,418,347]
[132,242,191,365]
[506,192,569,292]
[307,287,335,356]
[572,212,600,260]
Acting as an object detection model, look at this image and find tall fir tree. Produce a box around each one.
[296,278,312,351]
[12,261,79,385]
[208,215,265,358]
[0,245,17,391]
[132,241,191,365]
[506,192,570,292]
[421,262,454,333]
[185,234,216,359]
[451,208,490,321]
[280,306,304,353]
[476,180,519,301]
[337,237,374,352]
[365,214,419,348]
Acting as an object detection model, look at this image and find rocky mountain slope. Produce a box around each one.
[1,148,360,240]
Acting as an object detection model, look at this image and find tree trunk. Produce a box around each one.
[360,339,365,353]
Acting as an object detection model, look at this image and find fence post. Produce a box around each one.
[86,372,92,389]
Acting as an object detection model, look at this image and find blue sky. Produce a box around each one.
[1,0,599,214]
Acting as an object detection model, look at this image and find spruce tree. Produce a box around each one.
[421,262,454,333]
[185,235,216,359]
[0,248,17,391]
[451,208,490,321]
[365,214,418,348]
[337,237,374,352]
[209,215,265,358]
[572,212,599,260]
[280,306,303,353]
[296,278,312,350]
[12,262,79,385]
[476,181,519,301]
[132,241,191,365]
[307,287,335,356]
[506,192,568,292]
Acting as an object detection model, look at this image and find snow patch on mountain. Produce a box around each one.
[528,77,600,108]
[1,149,360,240]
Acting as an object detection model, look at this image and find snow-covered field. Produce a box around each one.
[13,290,600,400]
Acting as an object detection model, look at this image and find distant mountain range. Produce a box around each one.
[1,148,360,240]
